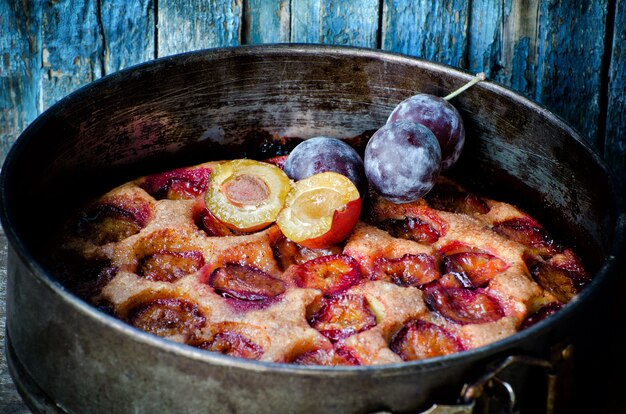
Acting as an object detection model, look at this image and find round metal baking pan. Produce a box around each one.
[1,45,624,413]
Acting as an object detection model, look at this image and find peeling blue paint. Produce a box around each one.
[246,0,290,44]
[291,0,378,46]
[157,0,242,57]
[41,0,104,107]
[468,0,502,77]
[536,0,607,146]
[100,0,155,74]
[0,0,42,156]
[381,0,468,67]
[291,0,323,43]
[605,0,626,173]
[510,37,531,95]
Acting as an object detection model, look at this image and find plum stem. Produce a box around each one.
[443,72,486,101]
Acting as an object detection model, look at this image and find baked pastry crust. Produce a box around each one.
[52,160,589,365]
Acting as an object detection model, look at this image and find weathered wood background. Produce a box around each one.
[1,0,625,181]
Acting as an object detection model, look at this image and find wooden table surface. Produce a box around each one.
[0,229,30,413]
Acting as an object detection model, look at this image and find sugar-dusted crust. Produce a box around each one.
[51,162,590,366]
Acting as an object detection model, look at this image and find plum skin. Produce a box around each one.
[364,120,442,203]
[276,171,362,249]
[284,137,367,196]
[387,94,465,171]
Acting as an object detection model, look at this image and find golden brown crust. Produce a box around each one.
[53,163,589,365]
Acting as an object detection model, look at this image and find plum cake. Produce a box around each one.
[52,157,590,366]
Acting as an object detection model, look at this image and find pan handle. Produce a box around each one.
[374,344,573,414]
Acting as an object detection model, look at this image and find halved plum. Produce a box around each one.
[291,254,361,295]
[276,172,361,249]
[372,202,447,245]
[424,285,504,325]
[140,166,212,200]
[443,251,509,288]
[209,263,286,301]
[379,216,441,244]
[192,196,235,237]
[309,295,377,341]
[126,297,206,337]
[76,196,152,245]
[520,302,563,330]
[187,322,264,360]
[390,320,465,361]
[271,234,343,271]
[52,254,118,300]
[492,217,561,258]
[372,253,440,288]
[529,249,590,302]
[205,159,291,232]
[137,250,205,282]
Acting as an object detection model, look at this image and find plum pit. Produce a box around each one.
[221,173,270,207]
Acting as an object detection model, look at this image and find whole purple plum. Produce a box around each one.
[283,137,367,196]
[364,121,441,203]
[387,94,464,171]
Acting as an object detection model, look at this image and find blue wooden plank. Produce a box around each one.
[246,0,290,44]
[381,0,469,67]
[157,0,243,57]
[535,0,609,146]
[321,0,379,47]
[291,0,379,47]
[506,36,533,95]
[100,0,155,74]
[0,0,42,162]
[467,0,608,146]
[467,0,502,78]
[604,0,626,177]
[291,0,324,43]
[499,0,539,97]
[41,0,104,108]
